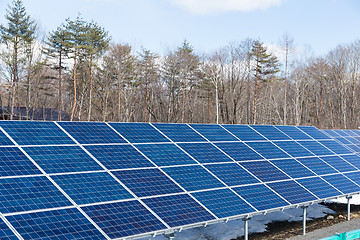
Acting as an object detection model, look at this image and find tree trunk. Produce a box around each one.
[87,57,93,121]
[70,49,77,121]
[58,50,62,121]
[253,67,259,124]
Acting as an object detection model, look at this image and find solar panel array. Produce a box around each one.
[0,121,360,240]
[322,129,360,154]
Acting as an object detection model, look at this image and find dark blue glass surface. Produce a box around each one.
[297,177,342,199]
[246,142,290,159]
[333,130,350,136]
[250,125,291,140]
[275,126,312,140]
[163,165,224,191]
[0,147,41,177]
[189,124,238,141]
[347,145,360,153]
[52,172,133,205]
[178,143,232,163]
[85,145,154,169]
[233,184,289,211]
[239,161,290,182]
[345,171,360,184]
[344,130,358,137]
[109,122,170,143]
[336,137,352,145]
[0,121,74,145]
[319,156,357,172]
[322,174,360,194]
[192,189,255,218]
[273,141,314,158]
[0,219,18,240]
[135,143,196,166]
[82,200,166,239]
[142,194,215,227]
[204,163,260,186]
[112,168,183,197]
[296,157,337,175]
[270,159,315,178]
[319,140,353,155]
[7,208,106,240]
[346,137,360,144]
[341,155,360,169]
[268,180,317,204]
[215,142,263,162]
[322,130,341,137]
[58,122,126,144]
[24,146,102,173]
[297,126,331,140]
[222,125,266,141]
[297,141,333,156]
[153,123,206,142]
[0,176,71,213]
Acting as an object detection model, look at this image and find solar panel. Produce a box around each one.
[0,219,18,240]
[273,141,314,157]
[246,141,290,159]
[270,159,315,178]
[319,156,357,172]
[250,125,291,140]
[177,142,233,163]
[152,123,206,142]
[296,177,342,199]
[322,174,360,194]
[215,142,263,161]
[297,126,331,140]
[222,125,266,141]
[239,161,290,182]
[189,124,238,141]
[296,156,338,175]
[275,125,312,140]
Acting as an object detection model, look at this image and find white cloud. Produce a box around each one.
[169,0,286,15]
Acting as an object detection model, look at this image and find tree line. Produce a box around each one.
[1,0,360,129]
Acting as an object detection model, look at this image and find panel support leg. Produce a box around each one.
[243,217,251,240]
[301,206,308,236]
[347,196,352,221]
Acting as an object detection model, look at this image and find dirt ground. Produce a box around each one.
[233,202,360,240]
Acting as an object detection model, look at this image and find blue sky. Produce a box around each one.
[0,0,359,56]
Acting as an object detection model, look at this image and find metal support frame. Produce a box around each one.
[347,196,352,221]
[301,205,308,236]
[243,217,251,240]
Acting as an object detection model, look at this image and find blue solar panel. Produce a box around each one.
[204,163,260,186]
[344,130,358,137]
[322,130,340,137]
[273,141,314,158]
[215,142,263,161]
[297,141,333,156]
[222,125,266,141]
[192,189,255,218]
[296,157,337,175]
[319,156,357,172]
[319,140,353,155]
[336,137,353,145]
[82,200,166,239]
[85,145,154,169]
[345,171,360,183]
[267,180,317,204]
[112,168,183,197]
[163,165,224,191]
[297,177,342,199]
[0,131,14,146]
[0,219,18,240]
[0,147,41,177]
[0,121,74,145]
[341,155,360,169]
[58,122,126,144]
[232,184,289,211]
[246,142,290,159]
[0,176,71,214]
[153,123,206,142]
[142,194,215,227]
[270,159,315,178]
[239,161,290,182]
[322,174,360,194]
[297,126,331,140]
[250,125,291,140]
[52,172,133,205]
[24,146,102,174]
[7,208,106,240]
[135,143,196,166]
[347,145,360,153]
[189,124,238,141]
[333,130,349,136]
[275,126,312,140]
[178,143,233,163]
[109,122,170,143]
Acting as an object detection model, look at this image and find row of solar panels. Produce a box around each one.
[323,129,360,154]
[0,121,359,240]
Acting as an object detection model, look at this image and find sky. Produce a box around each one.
[0,0,359,56]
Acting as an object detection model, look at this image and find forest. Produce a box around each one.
[1,0,360,129]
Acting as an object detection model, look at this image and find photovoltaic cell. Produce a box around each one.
[345,171,360,184]
[109,122,170,143]
[319,156,357,172]
[297,126,331,140]
[153,123,206,142]
[232,184,289,211]
[0,176,71,214]
[322,174,360,194]
[82,201,166,239]
[222,125,266,141]
[51,172,133,205]
[0,147,41,177]
[322,130,340,137]
[275,126,312,140]
[58,122,126,144]
[297,141,333,156]
[0,219,18,240]
[112,168,183,197]
[24,146,102,174]
[85,144,154,169]
[0,121,74,145]
[204,163,260,186]
[341,155,360,169]
[215,142,263,162]
[163,165,224,191]
[273,141,314,158]
[318,140,353,155]
[239,161,290,182]
[0,131,14,146]
[135,143,196,166]
[297,177,342,199]
[246,142,290,159]
[296,157,337,175]
[270,159,315,178]
[142,194,215,227]
[178,143,233,163]
[7,208,106,240]
[189,124,238,142]
[192,189,255,218]
[250,125,291,140]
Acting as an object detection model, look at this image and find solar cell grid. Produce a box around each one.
[296,157,337,175]
[153,123,206,142]
[322,174,360,194]
[215,142,263,162]
[319,156,357,172]
[221,125,266,141]
[178,143,233,163]
[297,126,331,140]
[250,125,291,140]
[319,140,353,155]
[270,159,315,178]
[297,141,333,156]
[296,177,342,199]
[341,155,360,169]
[189,124,238,142]
[239,161,290,182]
[275,125,312,140]
[0,219,18,240]
[246,141,290,159]
[273,141,314,158]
